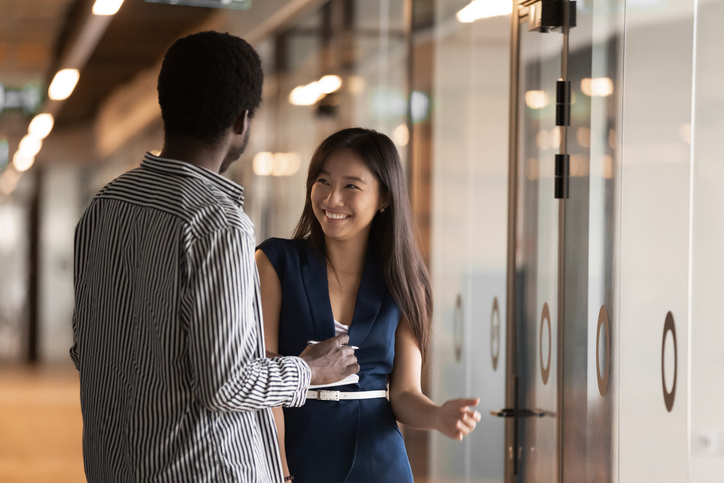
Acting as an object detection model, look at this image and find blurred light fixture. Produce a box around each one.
[392,124,409,147]
[12,151,34,172]
[289,75,344,106]
[48,69,80,101]
[93,0,124,15]
[577,127,591,148]
[536,130,551,150]
[318,75,342,94]
[581,78,613,97]
[289,82,321,106]
[551,126,561,149]
[253,152,274,175]
[457,0,513,23]
[28,113,54,139]
[253,152,301,176]
[19,135,42,157]
[525,90,549,109]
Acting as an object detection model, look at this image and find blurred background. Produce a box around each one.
[0,0,722,482]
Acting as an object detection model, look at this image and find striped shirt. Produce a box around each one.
[70,153,311,483]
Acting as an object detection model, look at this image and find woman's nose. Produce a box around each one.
[326,187,343,206]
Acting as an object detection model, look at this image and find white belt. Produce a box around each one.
[306,390,387,401]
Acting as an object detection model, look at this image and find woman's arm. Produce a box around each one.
[255,249,291,477]
[389,317,481,441]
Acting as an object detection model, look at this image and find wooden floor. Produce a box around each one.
[0,363,85,483]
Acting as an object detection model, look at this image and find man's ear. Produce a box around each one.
[233,110,249,136]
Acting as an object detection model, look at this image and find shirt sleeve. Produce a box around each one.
[182,228,310,412]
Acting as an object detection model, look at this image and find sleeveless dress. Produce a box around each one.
[258,237,414,483]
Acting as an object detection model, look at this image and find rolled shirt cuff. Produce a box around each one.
[283,356,311,407]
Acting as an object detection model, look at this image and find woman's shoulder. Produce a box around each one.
[257,237,307,254]
[257,237,309,270]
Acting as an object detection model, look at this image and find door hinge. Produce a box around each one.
[555,154,570,199]
[555,80,571,127]
[528,0,577,33]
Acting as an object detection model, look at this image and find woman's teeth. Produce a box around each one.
[325,211,349,220]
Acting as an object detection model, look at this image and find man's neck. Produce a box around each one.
[159,139,227,174]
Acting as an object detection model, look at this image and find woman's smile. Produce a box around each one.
[311,148,384,242]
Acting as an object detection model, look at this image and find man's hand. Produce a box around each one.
[299,334,359,386]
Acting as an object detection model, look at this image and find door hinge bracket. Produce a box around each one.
[528,0,577,33]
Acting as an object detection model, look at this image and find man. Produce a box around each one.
[70,31,358,482]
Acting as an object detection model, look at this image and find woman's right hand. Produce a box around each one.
[433,398,481,441]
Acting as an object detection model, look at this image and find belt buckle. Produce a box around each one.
[318,390,340,401]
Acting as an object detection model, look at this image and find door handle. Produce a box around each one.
[490,408,552,418]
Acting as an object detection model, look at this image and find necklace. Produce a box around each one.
[327,264,363,275]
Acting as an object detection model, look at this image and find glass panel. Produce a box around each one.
[467,11,510,483]
[430,2,474,478]
[0,191,30,361]
[690,0,724,479]
[429,1,512,481]
[617,0,695,479]
[516,15,562,482]
[39,166,82,361]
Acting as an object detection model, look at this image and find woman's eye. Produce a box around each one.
[346,184,359,190]
[316,178,329,185]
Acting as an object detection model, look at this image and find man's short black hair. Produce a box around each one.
[158,31,263,146]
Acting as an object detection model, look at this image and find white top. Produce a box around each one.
[308,319,360,389]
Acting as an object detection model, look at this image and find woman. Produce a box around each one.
[256,128,480,483]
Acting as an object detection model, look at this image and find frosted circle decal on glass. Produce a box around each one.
[662,311,677,412]
[453,294,463,363]
[540,303,551,385]
[596,305,610,397]
[491,297,500,371]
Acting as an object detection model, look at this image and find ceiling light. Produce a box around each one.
[12,151,34,172]
[318,75,342,94]
[253,152,274,176]
[28,113,54,139]
[19,135,42,157]
[581,78,614,97]
[457,0,513,23]
[93,0,124,15]
[48,69,80,101]
[289,82,322,106]
[392,124,409,147]
[524,90,549,109]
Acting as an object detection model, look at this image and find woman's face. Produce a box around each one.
[311,148,386,243]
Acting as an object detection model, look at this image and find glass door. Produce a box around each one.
[511,4,563,481]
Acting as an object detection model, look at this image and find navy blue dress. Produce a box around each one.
[258,237,414,483]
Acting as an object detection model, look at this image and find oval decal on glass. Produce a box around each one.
[491,297,500,371]
[596,305,610,397]
[662,311,677,412]
[453,294,463,363]
[540,303,551,385]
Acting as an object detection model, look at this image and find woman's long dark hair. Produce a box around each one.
[292,128,433,362]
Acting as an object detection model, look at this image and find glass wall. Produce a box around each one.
[617,0,695,479]
[429,1,510,481]
[691,0,724,479]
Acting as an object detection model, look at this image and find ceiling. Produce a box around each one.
[0,0,214,140]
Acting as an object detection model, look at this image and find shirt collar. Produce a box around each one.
[141,152,245,206]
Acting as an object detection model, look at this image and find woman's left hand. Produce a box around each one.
[434,398,482,441]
